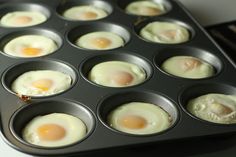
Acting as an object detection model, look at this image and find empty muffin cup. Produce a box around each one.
[0,29,62,58]
[80,53,152,88]
[67,23,130,50]
[179,83,236,124]
[98,91,179,135]
[57,0,112,21]
[118,0,172,17]
[134,18,194,44]
[9,99,95,148]
[0,3,50,27]
[2,59,77,98]
[154,47,222,79]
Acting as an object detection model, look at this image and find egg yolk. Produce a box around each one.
[13,16,32,25]
[160,30,177,40]
[22,47,42,57]
[210,103,233,116]
[91,37,111,49]
[78,11,98,20]
[138,6,161,16]
[111,71,133,86]
[32,79,53,91]
[37,124,66,141]
[181,58,201,71]
[119,115,147,129]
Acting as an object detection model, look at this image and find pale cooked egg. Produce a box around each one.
[108,102,172,135]
[187,94,236,124]
[22,113,87,147]
[0,11,47,27]
[11,70,72,96]
[3,35,58,58]
[63,5,108,21]
[88,61,146,87]
[76,31,124,50]
[140,21,190,44]
[161,56,215,79]
[125,1,165,16]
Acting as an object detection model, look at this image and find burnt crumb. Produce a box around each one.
[16,93,31,102]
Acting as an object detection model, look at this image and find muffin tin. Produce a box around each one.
[0,0,236,156]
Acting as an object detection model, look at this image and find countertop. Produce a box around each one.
[1,0,236,156]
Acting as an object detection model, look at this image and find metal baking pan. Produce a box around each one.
[0,0,236,156]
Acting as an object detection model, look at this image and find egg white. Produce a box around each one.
[108,102,171,135]
[187,94,236,124]
[0,11,47,27]
[22,113,87,147]
[63,5,108,21]
[3,35,58,58]
[140,21,190,44]
[76,31,124,50]
[161,56,215,79]
[11,70,72,96]
[88,61,146,87]
[125,1,165,16]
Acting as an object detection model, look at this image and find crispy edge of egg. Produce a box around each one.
[140,21,190,44]
[76,31,125,50]
[3,35,58,58]
[0,11,47,27]
[187,94,236,124]
[22,113,87,147]
[88,61,146,87]
[11,70,72,96]
[107,102,172,135]
[161,56,215,79]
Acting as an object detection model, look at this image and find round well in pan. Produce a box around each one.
[67,22,130,51]
[97,91,179,136]
[2,59,77,98]
[79,52,152,88]
[9,99,95,148]
[154,47,223,79]
[0,29,62,58]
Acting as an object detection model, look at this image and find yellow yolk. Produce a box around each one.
[91,37,111,49]
[181,58,201,71]
[22,47,42,57]
[210,103,233,116]
[37,124,66,141]
[14,16,32,25]
[161,30,177,39]
[112,71,133,86]
[119,115,147,129]
[31,79,53,91]
[78,11,98,20]
[139,7,161,16]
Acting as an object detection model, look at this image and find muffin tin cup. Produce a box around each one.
[0,2,51,28]
[57,0,113,21]
[153,47,223,79]
[134,17,195,45]
[117,0,172,17]
[67,22,131,51]
[79,52,153,88]
[0,28,63,58]
[9,99,96,149]
[179,83,236,125]
[97,90,179,136]
[1,59,78,99]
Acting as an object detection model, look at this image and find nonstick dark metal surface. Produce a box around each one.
[0,0,236,156]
